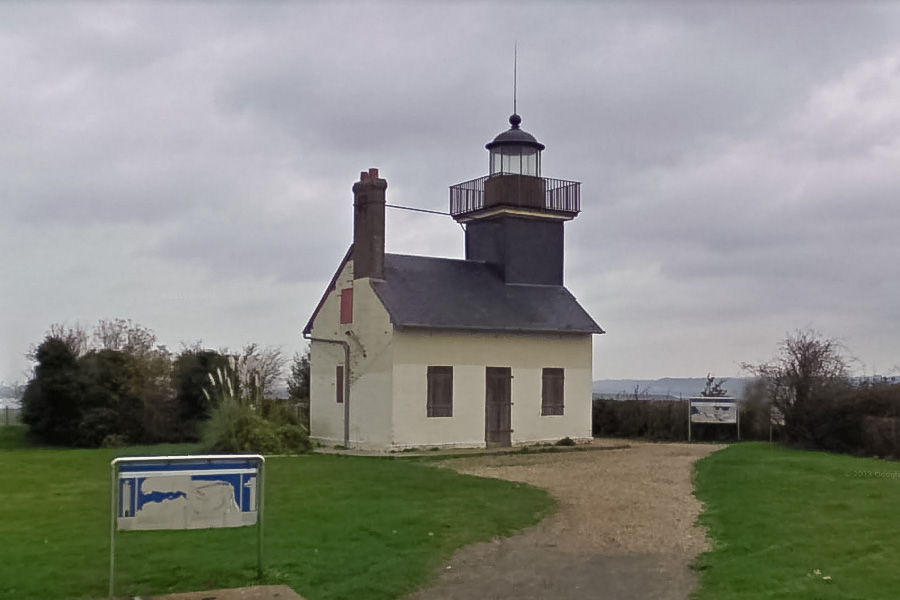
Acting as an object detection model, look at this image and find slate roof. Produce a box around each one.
[369,253,603,335]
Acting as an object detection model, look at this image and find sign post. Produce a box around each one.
[109,454,265,598]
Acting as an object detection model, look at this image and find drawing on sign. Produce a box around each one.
[690,400,737,424]
[117,460,258,531]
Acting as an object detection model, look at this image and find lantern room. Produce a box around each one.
[485,113,545,177]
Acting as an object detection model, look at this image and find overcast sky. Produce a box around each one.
[2,2,899,385]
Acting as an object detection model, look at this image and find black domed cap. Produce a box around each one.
[485,113,546,151]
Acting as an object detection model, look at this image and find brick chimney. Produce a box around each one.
[352,168,387,280]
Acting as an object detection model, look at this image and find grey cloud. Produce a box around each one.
[3,2,900,383]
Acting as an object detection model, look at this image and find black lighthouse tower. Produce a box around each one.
[449,113,581,286]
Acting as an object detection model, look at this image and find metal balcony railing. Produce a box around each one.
[449,175,581,218]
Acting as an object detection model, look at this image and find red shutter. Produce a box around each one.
[340,288,353,324]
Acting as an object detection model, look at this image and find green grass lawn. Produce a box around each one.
[693,442,900,600]
[0,425,30,450]
[0,430,553,600]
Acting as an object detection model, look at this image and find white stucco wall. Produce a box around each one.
[308,258,394,449]
[391,329,593,449]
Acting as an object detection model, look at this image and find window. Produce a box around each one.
[542,368,564,416]
[427,366,453,417]
[340,288,353,324]
[336,365,344,404]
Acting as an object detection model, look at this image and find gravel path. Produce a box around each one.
[150,441,722,600]
[405,441,724,600]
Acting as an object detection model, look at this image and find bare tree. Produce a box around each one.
[700,373,729,397]
[743,329,850,442]
[94,318,157,356]
[625,384,650,402]
[36,322,91,358]
[237,344,286,399]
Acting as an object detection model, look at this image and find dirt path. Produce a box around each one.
[405,441,724,600]
[149,442,721,600]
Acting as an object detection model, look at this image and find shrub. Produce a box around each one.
[101,433,127,448]
[593,396,775,442]
[593,398,689,441]
[201,359,311,455]
[76,407,120,448]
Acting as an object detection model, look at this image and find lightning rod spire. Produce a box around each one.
[513,41,518,116]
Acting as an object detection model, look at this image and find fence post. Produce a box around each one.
[687,399,692,443]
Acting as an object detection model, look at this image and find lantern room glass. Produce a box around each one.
[490,146,541,177]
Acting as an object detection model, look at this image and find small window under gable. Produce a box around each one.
[339,287,353,324]
[427,366,453,417]
[542,368,565,416]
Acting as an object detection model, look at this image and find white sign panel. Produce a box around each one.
[115,456,262,531]
[690,399,738,424]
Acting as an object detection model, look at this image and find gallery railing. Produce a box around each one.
[449,175,581,218]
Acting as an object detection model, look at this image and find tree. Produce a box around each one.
[173,348,230,440]
[93,318,157,357]
[700,374,728,397]
[77,347,175,446]
[287,348,310,403]
[26,323,90,361]
[237,344,286,399]
[743,330,850,443]
[134,345,177,443]
[286,348,310,428]
[21,336,84,445]
[79,321,175,446]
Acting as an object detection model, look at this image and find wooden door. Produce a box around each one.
[485,367,512,448]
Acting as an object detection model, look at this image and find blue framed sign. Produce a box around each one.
[109,454,265,597]
[116,457,261,531]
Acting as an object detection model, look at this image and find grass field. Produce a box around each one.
[0,428,553,600]
[694,442,900,600]
[0,425,30,449]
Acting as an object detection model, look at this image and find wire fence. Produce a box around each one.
[2,407,21,426]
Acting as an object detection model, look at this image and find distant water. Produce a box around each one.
[0,398,21,409]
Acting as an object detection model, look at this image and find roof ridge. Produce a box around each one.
[505,282,567,289]
[385,253,487,265]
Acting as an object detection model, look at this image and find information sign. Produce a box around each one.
[688,397,740,442]
[109,455,265,597]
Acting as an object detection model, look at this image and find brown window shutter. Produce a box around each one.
[336,365,344,403]
[542,368,564,416]
[427,366,453,417]
[340,288,353,324]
